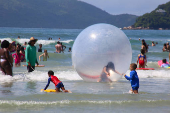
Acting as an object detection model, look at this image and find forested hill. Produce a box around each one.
[133,1,170,29]
[0,0,137,29]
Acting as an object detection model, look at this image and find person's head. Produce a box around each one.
[17,43,21,47]
[166,42,169,45]
[24,42,27,45]
[16,49,20,54]
[60,42,63,45]
[162,59,167,63]
[57,41,60,44]
[39,44,42,48]
[142,39,145,43]
[164,43,167,47]
[48,70,54,77]
[28,37,38,46]
[106,62,115,71]
[141,49,145,54]
[152,41,154,44]
[18,36,20,39]
[130,63,137,71]
[8,43,12,50]
[20,46,24,51]
[69,47,71,50]
[139,38,140,41]
[1,40,9,48]
[44,49,47,53]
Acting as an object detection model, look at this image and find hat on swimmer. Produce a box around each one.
[28,37,38,44]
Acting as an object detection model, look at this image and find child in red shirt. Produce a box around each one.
[43,70,69,92]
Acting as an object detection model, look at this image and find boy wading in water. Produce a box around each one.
[122,63,139,94]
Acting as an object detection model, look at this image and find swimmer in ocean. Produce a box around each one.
[43,70,69,92]
[97,62,121,82]
[161,59,170,68]
[0,40,13,76]
[39,49,49,61]
[55,41,62,53]
[137,49,147,68]
[12,49,25,67]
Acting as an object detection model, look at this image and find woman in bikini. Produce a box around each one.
[0,40,13,76]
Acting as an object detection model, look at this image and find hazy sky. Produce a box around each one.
[81,0,170,16]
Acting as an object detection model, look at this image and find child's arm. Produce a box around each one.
[114,70,122,75]
[47,53,49,58]
[21,53,25,61]
[124,71,134,81]
[44,78,51,90]
[136,54,139,65]
[39,53,44,61]
[103,67,110,76]
[12,53,16,60]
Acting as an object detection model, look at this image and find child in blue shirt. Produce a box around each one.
[123,63,139,94]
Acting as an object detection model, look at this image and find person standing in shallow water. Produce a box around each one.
[55,41,62,53]
[25,37,39,72]
[0,40,13,76]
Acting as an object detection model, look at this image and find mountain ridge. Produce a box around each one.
[0,0,138,29]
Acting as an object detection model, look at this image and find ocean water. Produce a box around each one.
[0,27,170,113]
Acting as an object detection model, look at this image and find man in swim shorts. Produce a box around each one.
[25,37,39,72]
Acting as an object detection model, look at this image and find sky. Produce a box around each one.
[81,0,170,16]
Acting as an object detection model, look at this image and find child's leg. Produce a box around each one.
[55,88,61,92]
[18,62,21,67]
[14,63,17,67]
[61,87,69,92]
[133,90,138,94]
[132,87,139,94]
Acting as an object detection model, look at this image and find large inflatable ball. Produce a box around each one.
[72,23,132,82]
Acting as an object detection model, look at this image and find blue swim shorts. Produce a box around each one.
[132,87,139,90]
[56,82,64,89]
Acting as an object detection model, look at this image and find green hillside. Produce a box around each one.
[0,0,137,28]
[134,1,170,29]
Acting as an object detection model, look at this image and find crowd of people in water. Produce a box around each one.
[0,36,169,94]
[0,36,72,76]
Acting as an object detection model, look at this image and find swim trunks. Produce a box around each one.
[56,82,64,89]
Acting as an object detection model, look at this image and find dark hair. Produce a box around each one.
[130,63,137,70]
[20,46,25,51]
[69,47,71,50]
[39,44,42,46]
[162,59,167,63]
[17,49,20,53]
[1,40,9,48]
[141,49,145,54]
[106,62,115,71]
[57,41,60,44]
[48,70,54,75]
